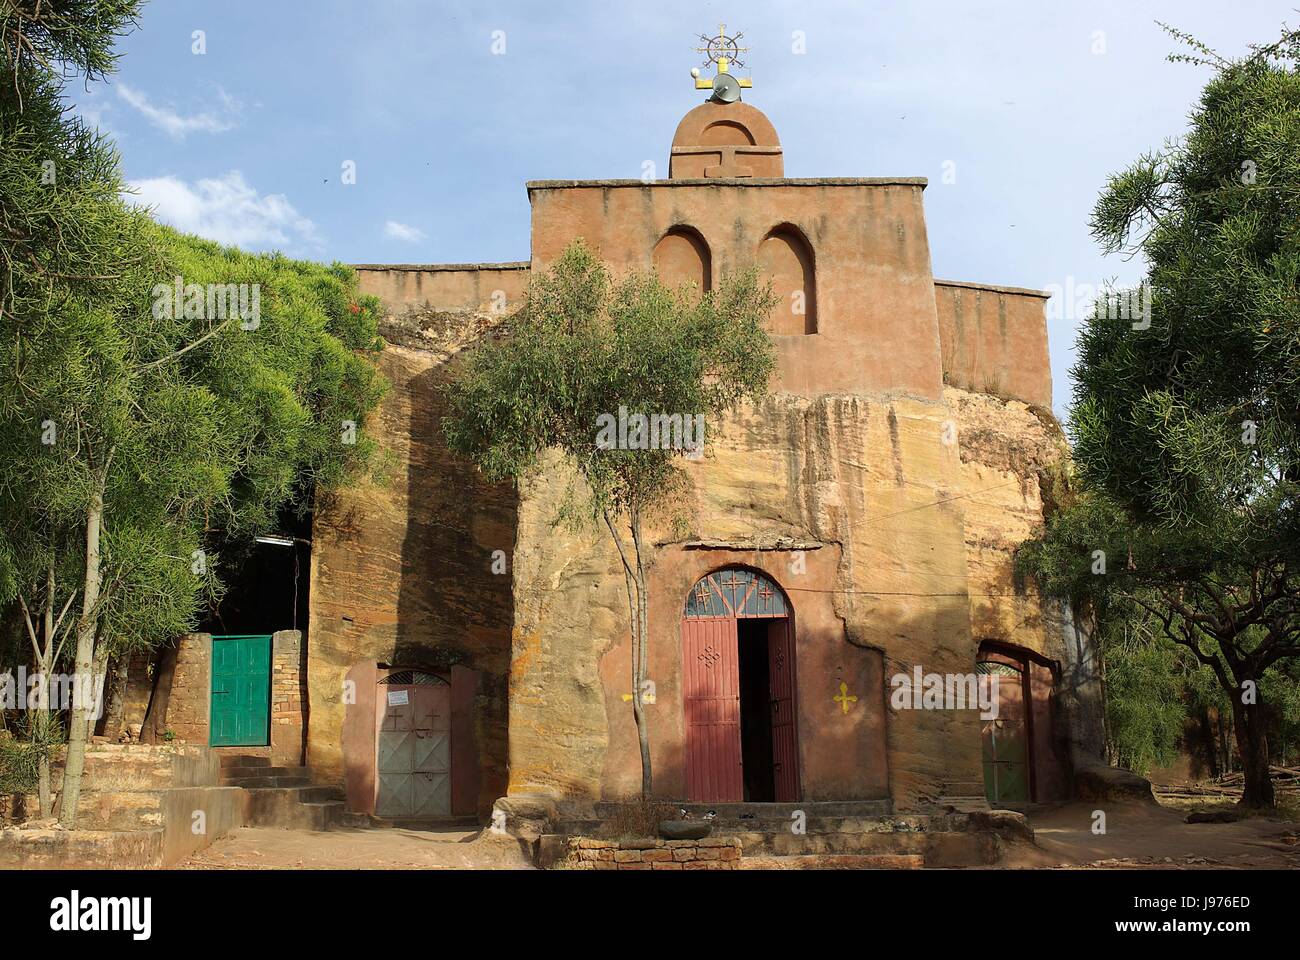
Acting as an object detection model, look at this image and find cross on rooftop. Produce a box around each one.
[695,23,749,69]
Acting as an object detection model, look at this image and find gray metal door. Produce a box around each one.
[376,676,451,817]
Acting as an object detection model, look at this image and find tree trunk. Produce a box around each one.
[101,655,128,741]
[36,571,54,818]
[1231,694,1274,809]
[629,508,652,800]
[33,663,53,818]
[58,479,105,828]
[141,642,178,745]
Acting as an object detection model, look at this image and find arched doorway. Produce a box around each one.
[681,567,800,802]
[977,644,1070,805]
[375,668,451,817]
[977,657,1029,804]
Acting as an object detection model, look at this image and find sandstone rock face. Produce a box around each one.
[307,262,1099,818]
[307,278,521,818]
[508,386,1093,811]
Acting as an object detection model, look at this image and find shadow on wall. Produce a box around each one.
[392,362,516,818]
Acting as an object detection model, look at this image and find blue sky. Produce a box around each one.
[74,0,1293,418]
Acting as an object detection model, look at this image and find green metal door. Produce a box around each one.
[979,660,1030,804]
[210,635,272,747]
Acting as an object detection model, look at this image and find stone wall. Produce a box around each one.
[270,630,305,766]
[164,632,210,747]
[528,179,945,398]
[558,836,741,870]
[948,388,1104,771]
[935,281,1054,409]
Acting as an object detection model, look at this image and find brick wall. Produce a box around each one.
[560,836,741,870]
[163,630,305,766]
[269,630,304,766]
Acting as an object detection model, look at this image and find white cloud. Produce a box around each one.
[128,171,320,251]
[384,220,427,243]
[71,88,119,139]
[116,83,241,139]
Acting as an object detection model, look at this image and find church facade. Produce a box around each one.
[302,87,1105,821]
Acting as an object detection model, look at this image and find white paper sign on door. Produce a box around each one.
[387,689,409,706]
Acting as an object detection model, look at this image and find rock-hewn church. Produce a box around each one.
[152,43,1105,833]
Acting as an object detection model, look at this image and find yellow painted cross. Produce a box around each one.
[834,681,858,715]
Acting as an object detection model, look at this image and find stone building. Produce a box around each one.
[151,65,1105,825]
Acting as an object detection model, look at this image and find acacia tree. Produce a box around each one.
[444,240,776,798]
[1019,25,1300,808]
[0,2,387,825]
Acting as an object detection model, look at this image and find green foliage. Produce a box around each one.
[1078,27,1300,532]
[444,239,776,522]
[0,731,40,794]
[1021,25,1300,802]
[0,226,388,656]
[1103,633,1187,775]
[0,0,387,662]
[1,1,144,85]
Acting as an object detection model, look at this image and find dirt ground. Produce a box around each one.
[175,799,1300,870]
[1007,799,1300,869]
[176,826,534,870]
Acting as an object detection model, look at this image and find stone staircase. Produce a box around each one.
[219,754,363,831]
[0,744,245,868]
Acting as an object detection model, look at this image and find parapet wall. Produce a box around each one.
[934,280,1053,410]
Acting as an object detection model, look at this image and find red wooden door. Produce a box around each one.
[682,618,743,802]
[767,619,800,801]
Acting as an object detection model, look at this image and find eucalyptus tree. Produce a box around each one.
[444,240,776,798]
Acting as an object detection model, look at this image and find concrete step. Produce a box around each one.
[565,801,895,839]
[221,774,312,788]
[299,785,345,803]
[622,800,893,831]
[220,765,303,781]
[665,801,895,819]
[218,754,271,769]
[301,801,346,832]
[241,786,346,830]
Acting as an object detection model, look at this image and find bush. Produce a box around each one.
[0,732,40,794]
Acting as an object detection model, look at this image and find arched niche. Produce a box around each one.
[758,225,817,335]
[699,119,757,146]
[652,226,712,293]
